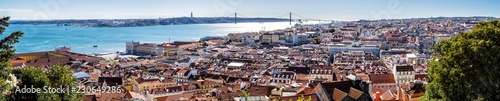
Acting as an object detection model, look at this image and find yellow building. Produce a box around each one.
[15,51,65,62]
[132,77,176,92]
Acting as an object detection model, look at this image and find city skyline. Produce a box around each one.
[1,0,499,21]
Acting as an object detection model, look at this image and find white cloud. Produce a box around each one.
[63,12,179,19]
[0,8,180,20]
[0,8,37,19]
[0,8,34,12]
[0,8,35,19]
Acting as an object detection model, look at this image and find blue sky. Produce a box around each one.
[0,0,499,20]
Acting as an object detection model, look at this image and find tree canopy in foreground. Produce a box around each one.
[0,16,24,101]
[421,20,500,101]
[10,65,82,101]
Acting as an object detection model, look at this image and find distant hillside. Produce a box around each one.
[10,17,289,27]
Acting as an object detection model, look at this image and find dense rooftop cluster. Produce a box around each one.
[10,17,494,101]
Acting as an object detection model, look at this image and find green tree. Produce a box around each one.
[312,37,320,44]
[421,20,500,101]
[10,65,82,101]
[241,90,249,101]
[46,65,82,101]
[0,16,24,100]
[296,94,312,101]
[11,67,59,101]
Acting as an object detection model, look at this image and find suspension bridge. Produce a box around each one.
[217,12,332,25]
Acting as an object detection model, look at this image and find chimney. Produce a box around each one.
[367,80,373,95]
[375,91,381,101]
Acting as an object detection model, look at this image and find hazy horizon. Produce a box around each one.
[1,0,499,21]
[7,16,498,22]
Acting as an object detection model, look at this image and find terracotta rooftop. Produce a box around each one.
[82,94,97,101]
[396,66,414,71]
[89,73,99,79]
[415,74,428,80]
[219,92,243,101]
[135,78,160,84]
[368,74,396,84]
[349,87,364,99]
[381,90,396,100]
[150,86,183,94]
[177,69,189,75]
[248,85,272,96]
[332,88,348,101]
[155,92,195,101]
[333,73,347,81]
[123,91,147,101]
[280,93,320,101]
[97,92,126,101]
[199,80,218,86]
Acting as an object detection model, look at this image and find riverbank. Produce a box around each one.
[6,22,296,54]
[10,17,289,27]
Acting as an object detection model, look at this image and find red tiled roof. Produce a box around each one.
[150,86,183,94]
[332,88,348,101]
[90,73,99,79]
[199,80,218,87]
[135,77,175,85]
[248,85,272,96]
[164,69,175,75]
[135,78,160,84]
[280,93,319,101]
[25,57,71,67]
[177,69,189,75]
[83,94,97,101]
[97,92,126,101]
[369,74,396,84]
[100,65,106,69]
[349,87,364,99]
[311,65,333,70]
[296,86,314,94]
[155,92,195,101]
[396,66,414,71]
[11,59,26,64]
[219,92,243,101]
[333,73,347,81]
[381,90,396,100]
[11,59,26,67]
